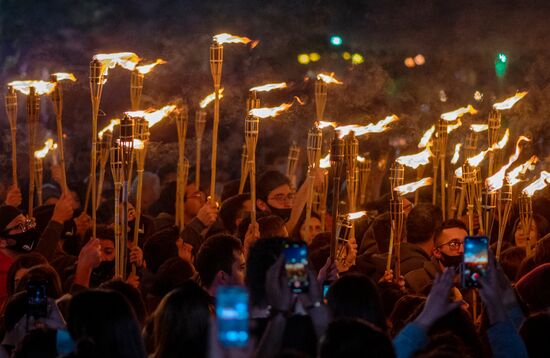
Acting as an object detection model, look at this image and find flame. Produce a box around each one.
[522,171,550,197]
[418,125,435,148]
[52,72,77,82]
[446,118,462,134]
[98,119,120,139]
[451,143,462,165]
[357,155,366,163]
[470,124,488,132]
[493,92,528,110]
[396,147,433,169]
[135,59,166,74]
[466,129,510,167]
[440,105,478,121]
[8,80,56,95]
[455,167,463,178]
[320,153,331,168]
[394,177,433,196]
[317,72,343,85]
[93,52,141,76]
[249,82,287,92]
[336,115,399,138]
[347,211,367,220]
[125,105,177,127]
[200,88,224,108]
[249,103,293,119]
[34,139,57,159]
[318,121,337,129]
[486,136,530,191]
[117,138,144,150]
[213,33,252,45]
[506,156,538,186]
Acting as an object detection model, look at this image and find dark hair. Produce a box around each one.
[83,224,115,244]
[152,281,210,358]
[151,257,195,298]
[221,179,248,203]
[389,295,426,337]
[195,234,242,288]
[99,279,148,325]
[327,274,387,332]
[156,163,177,185]
[406,203,443,244]
[219,193,250,234]
[377,281,407,319]
[67,289,146,358]
[143,227,179,274]
[520,312,550,358]
[320,318,395,358]
[13,327,57,358]
[148,181,177,217]
[257,170,291,202]
[534,234,550,266]
[291,210,322,242]
[16,264,62,299]
[245,237,285,307]
[499,246,526,282]
[308,232,331,273]
[6,252,48,296]
[433,219,468,246]
[258,215,287,238]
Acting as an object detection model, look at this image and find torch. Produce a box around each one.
[335,211,366,269]
[396,146,433,205]
[329,137,345,262]
[357,155,371,206]
[5,86,18,188]
[522,171,550,254]
[344,132,359,254]
[110,144,124,278]
[209,37,224,203]
[26,87,40,217]
[315,78,327,122]
[487,110,501,177]
[194,109,206,189]
[495,182,512,260]
[386,162,405,276]
[34,139,56,206]
[305,126,323,237]
[130,59,166,110]
[118,115,135,278]
[245,109,260,226]
[286,143,301,189]
[96,119,119,209]
[175,105,189,228]
[318,154,331,231]
[239,143,248,194]
[519,193,534,256]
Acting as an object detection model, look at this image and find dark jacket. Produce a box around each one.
[404,257,441,294]
[399,242,431,276]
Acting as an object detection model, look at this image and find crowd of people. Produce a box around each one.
[0,161,549,358]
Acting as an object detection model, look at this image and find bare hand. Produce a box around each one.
[74,212,92,238]
[128,243,144,267]
[4,185,22,207]
[243,222,260,258]
[50,164,63,185]
[317,257,338,285]
[126,271,140,288]
[51,194,74,224]
[196,201,219,227]
[265,256,293,311]
[78,238,101,270]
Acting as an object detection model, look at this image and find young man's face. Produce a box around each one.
[228,250,246,286]
[184,183,206,217]
[99,239,115,261]
[434,227,466,259]
[266,184,294,209]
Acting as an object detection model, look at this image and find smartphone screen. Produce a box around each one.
[216,286,249,347]
[27,280,48,318]
[322,281,331,298]
[283,242,309,293]
[462,236,488,288]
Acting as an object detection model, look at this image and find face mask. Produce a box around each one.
[267,204,292,222]
[90,260,115,286]
[5,229,39,252]
[439,252,464,268]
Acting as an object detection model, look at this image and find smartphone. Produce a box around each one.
[322,281,332,298]
[283,242,309,293]
[461,236,489,288]
[216,286,249,347]
[27,280,48,319]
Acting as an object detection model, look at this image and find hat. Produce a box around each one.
[0,205,23,232]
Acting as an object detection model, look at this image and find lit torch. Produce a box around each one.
[304,125,323,237]
[130,59,166,110]
[175,105,189,229]
[386,162,405,279]
[4,86,18,188]
[316,72,342,121]
[335,114,399,138]
[96,120,117,210]
[521,171,550,253]
[357,154,372,206]
[329,137,345,262]
[34,139,57,206]
[396,146,433,205]
[319,153,331,230]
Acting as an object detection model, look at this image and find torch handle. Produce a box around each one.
[304,168,316,238]
[11,127,17,188]
[210,88,220,203]
[56,115,69,194]
[113,186,122,278]
[440,160,446,220]
[330,175,341,262]
[195,139,202,189]
[432,160,439,206]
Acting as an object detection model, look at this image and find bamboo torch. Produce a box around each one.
[245,109,260,226]
[34,139,57,206]
[344,132,359,244]
[357,155,371,207]
[386,162,404,276]
[239,143,248,194]
[26,87,40,217]
[175,105,189,228]
[286,144,301,189]
[329,137,345,262]
[315,77,327,122]
[319,154,330,231]
[305,126,323,237]
[5,86,18,188]
[110,144,124,278]
[487,110,501,178]
[130,59,166,110]
[96,119,119,208]
[522,172,550,254]
[396,146,433,205]
[195,109,207,189]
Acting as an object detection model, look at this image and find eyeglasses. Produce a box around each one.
[268,193,296,203]
[438,239,464,251]
[185,191,206,202]
[4,217,36,234]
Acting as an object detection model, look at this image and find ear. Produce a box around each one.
[214,270,228,286]
[433,247,442,260]
[257,199,268,212]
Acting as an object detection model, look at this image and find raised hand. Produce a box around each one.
[51,194,74,224]
[4,185,22,207]
[196,201,219,227]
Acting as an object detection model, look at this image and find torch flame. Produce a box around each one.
[396,147,433,169]
[336,114,399,138]
[200,88,224,108]
[455,167,463,178]
[394,177,433,196]
[317,73,343,85]
[440,105,478,121]
[213,33,253,45]
[98,119,120,139]
[347,211,367,220]
[446,118,462,134]
[357,155,366,163]
[418,125,435,148]
[470,124,489,132]
[52,73,77,82]
[249,82,287,92]
[125,105,177,127]
[34,139,57,159]
[522,171,550,197]
[486,136,530,192]
[451,143,462,165]
[93,52,141,76]
[493,92,528,110]
[117,138,144,150]
[135,59,166,75]
[8,80,56,95]
[506,156,538,186]
[319,153,331,168]
[318,120,337,129]
[249,103,293,119]
[466,129,510,167]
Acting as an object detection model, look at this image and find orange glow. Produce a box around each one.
[213,33,253,45]
[135,59,166,74]
[52,73,77,82]
[418,125,435,148]
[336,115,399,138]
[125,105,177,127]
[470,124,488,132]
[347,211,367,220]
[493,92,528,110]
[249,103,293,118]
[522,171,550,197]
[455,167,463,178]
[440,105,478,121]
[199,88,224,108]
[317,72,343,85]
[486,136,530,191]
[117,138,144,150]
[394,177,433,196]
[357,155,366,163]
[249,82,287,92]
[466,129,510,167]
[451,143,462,165]
[396,147,433,169]
[507,156,538,186]
[8,80,56,95]
[318,120,337,129]
[320,153,331,168]
[34,139,57,159]
[93,52,140,77]
[446,118,462,134]
[98,119,120,139]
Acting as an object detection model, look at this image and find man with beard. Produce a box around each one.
[405,219,466,294]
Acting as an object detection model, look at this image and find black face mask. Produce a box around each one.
[439,252,464,268]
[90,260,115,287]
[266,204,292,222]
[5,229,39,252]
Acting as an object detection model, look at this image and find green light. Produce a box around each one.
[498,53,507,63]
[495,53,508,78]
[330,35,343,46]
